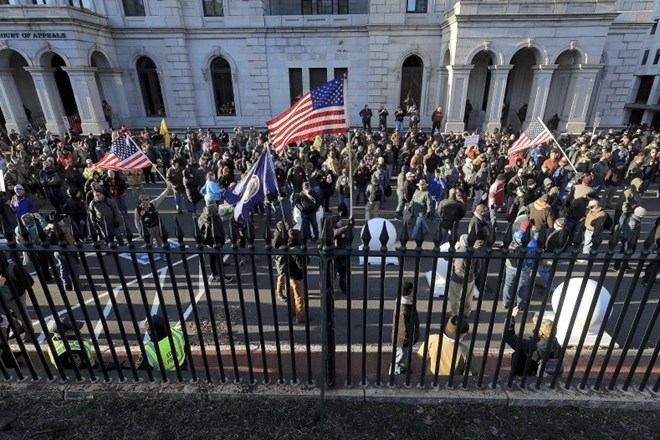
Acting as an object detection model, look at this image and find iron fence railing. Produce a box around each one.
[0,214,657,396]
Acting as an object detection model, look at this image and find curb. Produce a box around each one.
[1,380,657,409]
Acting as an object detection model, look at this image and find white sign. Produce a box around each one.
[464,134,479,148]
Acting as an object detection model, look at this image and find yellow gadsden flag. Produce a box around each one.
[159,118,171,148]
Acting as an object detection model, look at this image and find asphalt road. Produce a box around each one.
[7,180,660,363]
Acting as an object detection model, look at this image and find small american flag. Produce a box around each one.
[90,134,153,171]
[267,77,346,155]
[508,119,553,156]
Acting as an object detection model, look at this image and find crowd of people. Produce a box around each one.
[0,113,658,375]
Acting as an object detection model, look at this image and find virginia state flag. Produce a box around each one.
[224,149,278,223]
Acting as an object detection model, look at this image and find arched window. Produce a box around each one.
[136,56,165,116]
[211,57,235,115]
[400,55,423,109]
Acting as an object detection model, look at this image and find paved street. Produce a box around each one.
[8,180,657,365]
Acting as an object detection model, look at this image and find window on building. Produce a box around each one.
[136,57,165,116]
[654,49,660,65]
[203,0,223,16]
[300,0,349,14]
[635,76,654,103]
[0,0,10,5]
[289,68,303,105]
[31,0,47,4]
[641,50,649,65]
[406,0,427,13]
[309,68,328,90]
[651,19,658,35]
[68,0,83,7]
[334,68,348,80]
[122,0,145,16]
[400,55,423,109]
[317,0,332,14]
[211,57,235,115]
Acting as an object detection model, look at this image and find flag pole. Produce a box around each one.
[343,73,353,220]
[589,111,601,147]
[265,144,288,226]
[536,116,578,173]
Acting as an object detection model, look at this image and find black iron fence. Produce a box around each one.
[0,214,658,395]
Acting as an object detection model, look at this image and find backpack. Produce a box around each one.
[369,185,383,203]
[299,193,318,214]
[6,261,34,297]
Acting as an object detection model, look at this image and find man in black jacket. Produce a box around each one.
[504,306,562,376]
[437,189,466,244]
[286,229,309,323]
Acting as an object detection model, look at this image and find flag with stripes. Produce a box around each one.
[89,134,153,171]
[267,77,346,155]
[508,119,553,156]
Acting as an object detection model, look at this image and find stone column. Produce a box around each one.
[525,64,558,129]
[484,64,513,132]
[97,69,131,129]
[435,66,449,127]
[641,75,660,126]
[24,67,67,135]
[61,66,109,133]
[444,65,472,133]
[0,68,30,133]
[565,65,603,133]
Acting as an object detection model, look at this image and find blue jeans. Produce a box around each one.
[502,264,531,308]
[115,195,128,215]
[186,199,198,214]
[411,216,430,239]
[174,191,185,211]
[537,264,554,292]
[429,197,441,219]
[338,195,351,211]
[582,229,594,254]
[439,227,451,244]
[395,120,404,133]
[395,189,405,216]
[301,212,319,239]
[56,252,79,288]
[391,347,410,374]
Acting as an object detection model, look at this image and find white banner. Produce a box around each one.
[464,134,480,148]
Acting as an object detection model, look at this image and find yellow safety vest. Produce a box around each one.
[144,328,186,371]
[48,335,93,369]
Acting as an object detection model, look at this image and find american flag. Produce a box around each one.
[267,77,346,155]
[508,119,554,156]
[89,134,153,171]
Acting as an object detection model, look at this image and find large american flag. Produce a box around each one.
[89,134,153,171]
[267,77,346,155]
[508,119,553,156]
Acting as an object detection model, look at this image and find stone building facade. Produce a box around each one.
[0,0,655,135]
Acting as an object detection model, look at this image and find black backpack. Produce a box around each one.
[369,185,383,203]
[7,261,34,296]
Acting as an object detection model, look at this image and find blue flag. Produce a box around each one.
[224,149,278,224]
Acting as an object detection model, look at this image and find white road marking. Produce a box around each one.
[177,260,207,328]
[32,254,200,342]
